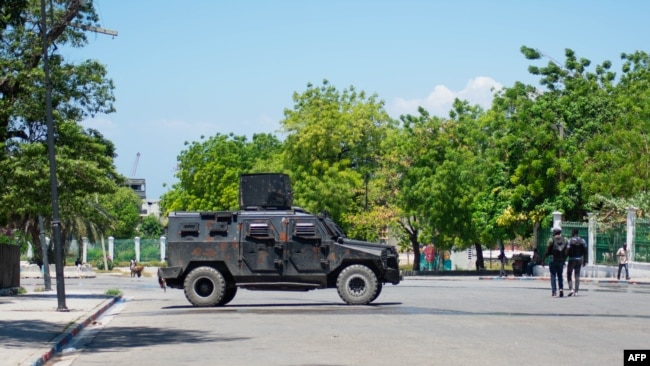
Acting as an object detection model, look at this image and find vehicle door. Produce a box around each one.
[285,219,330,274]
[240,219,283,274]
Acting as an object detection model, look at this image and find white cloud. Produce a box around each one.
[389,76,503,118]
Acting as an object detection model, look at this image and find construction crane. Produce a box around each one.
[131,152,140,178]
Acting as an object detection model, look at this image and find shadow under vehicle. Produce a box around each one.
[158,173,401,306]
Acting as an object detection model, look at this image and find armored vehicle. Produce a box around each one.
[158,173,401,306]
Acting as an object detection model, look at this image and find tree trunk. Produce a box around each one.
[412,239,421,271]
[474,242,485,271]
[101,234,108,271]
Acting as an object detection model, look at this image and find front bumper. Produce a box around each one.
[158,266,183,280]
[384,267,401,285]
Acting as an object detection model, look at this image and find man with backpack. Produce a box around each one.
[543,226,568,297]
[566,228,587,297]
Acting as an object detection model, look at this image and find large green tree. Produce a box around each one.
[0,0,119,258]
[161,133,282,212]
[280,80,395,234]
[390,101,485,270]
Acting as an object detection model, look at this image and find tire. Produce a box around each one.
[336,264,379,305]
[217,286,238,306]
[369,283,383,303]
[183,266,226,307]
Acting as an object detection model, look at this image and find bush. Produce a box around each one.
[105,288,122,296]
[115,249,135,263]
[95,257,115,271]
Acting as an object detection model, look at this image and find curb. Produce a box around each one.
[31,295,122,366]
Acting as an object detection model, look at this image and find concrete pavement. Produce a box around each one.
[1,290,121,366]
[1,265,126,366]
[2,268,650,366]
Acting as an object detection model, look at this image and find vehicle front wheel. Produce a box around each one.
[336,264,379,305]
[217,285,238,306]
[183,266,226,307]
[369,283,383,303]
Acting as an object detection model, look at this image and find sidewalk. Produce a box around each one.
[1,267,121,366]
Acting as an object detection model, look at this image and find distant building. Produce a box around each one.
[142,199,161,218]
[127,178,146,200]
[126,178,160,220]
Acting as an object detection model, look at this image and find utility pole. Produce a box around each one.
[41,0,67,312]
[40,0,117,311]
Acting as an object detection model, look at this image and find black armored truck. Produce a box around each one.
[158,173,401,306]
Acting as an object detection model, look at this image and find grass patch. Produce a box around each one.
[105,288,122,296]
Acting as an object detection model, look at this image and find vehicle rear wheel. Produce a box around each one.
[184,266,226,307]
[336,264,379,305]
[217,285,238,306]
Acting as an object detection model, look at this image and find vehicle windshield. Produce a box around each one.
[321,217,346,239]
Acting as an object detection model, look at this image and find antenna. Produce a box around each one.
[131,152,140,178]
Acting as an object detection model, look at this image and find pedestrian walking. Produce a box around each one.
[566,228,587,296]
[543,226,568,297]
[616,244,630,280]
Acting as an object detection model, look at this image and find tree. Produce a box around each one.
[582,51,650,201]
[139,215,164,239]
[0,0,114,144]
[0,0,118,261]
[280,80,395,234]
[161,133,282,213]
[97,186,141,239]
[391,101,485,270]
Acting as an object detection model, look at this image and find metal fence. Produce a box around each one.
[536,219,649,265]
[78,238,163,264]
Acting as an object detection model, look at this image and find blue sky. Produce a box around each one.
[67,1,648,200]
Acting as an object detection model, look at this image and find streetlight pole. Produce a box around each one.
[40,0,67,312]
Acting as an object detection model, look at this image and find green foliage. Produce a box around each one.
[139,245,159,262]
[0,229,19,245]
[280,80,396,231]
[115,248,135,263]
[0,1,121,261]
[98,186,141,238]
[161,133,282,213]
[139,215,164,238]
[95,257,114,271]
[156,47,650,262]
[105,288,122,296]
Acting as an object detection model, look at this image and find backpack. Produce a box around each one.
[552,235,567,261]
[567,237,586,257]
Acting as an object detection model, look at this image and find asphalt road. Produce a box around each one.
[45,274,650,366]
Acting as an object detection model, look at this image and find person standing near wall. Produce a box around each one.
[616,244,630,280]
[498,247,507,277]
[566,228,587,297]
[543,226,568,297]
[525,248,542,276]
